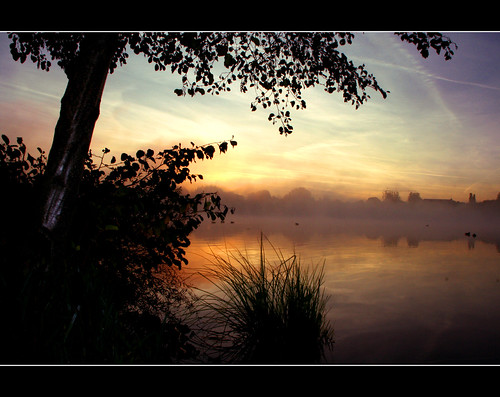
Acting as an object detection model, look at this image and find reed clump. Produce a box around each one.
[191,234,334,364]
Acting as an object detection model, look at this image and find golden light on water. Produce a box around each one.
[183,216,500,363]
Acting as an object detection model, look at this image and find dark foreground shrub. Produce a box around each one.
[0,134,234,363]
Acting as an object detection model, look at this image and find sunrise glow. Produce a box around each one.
[1,32,499,203]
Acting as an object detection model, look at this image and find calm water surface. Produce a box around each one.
[184,215,500,364]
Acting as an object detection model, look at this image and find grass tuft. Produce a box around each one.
[190,233,335,364]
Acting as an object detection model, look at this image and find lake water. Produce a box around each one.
[184,214,500,364]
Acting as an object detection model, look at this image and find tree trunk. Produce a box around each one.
[40,34,118,253]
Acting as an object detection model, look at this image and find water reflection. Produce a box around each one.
[185,215,500,364]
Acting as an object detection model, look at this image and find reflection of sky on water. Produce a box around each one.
[185,215,500,364]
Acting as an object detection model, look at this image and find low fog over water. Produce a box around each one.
[189,186,500,251]
[185,187,500,364]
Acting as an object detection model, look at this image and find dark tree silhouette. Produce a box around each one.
[7,32,456,256]
[0,133,236,362]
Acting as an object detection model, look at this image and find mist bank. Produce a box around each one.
[187,185,500,224]
[191,211,500,253]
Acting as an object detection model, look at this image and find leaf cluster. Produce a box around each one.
[155,32,390,135]
[8,32,130,74]
[0,133,237,272]
[0,134,236,363]
[0,134,47,245]
[0,134,46,186]
[8,32,457,137]
[396,32,457,60]
[77,137,236,271]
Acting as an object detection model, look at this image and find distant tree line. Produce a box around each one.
[192,186,500,220]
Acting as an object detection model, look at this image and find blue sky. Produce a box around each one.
[1,32,500,202]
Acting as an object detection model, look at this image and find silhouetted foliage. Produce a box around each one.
[78,139,236,271]
[396,32,456,60]
[0,134,47,266]
[0,134,235,363]
[408,191,423,204]
[7,31,457,245]
[382,189,402,203]
[8,32,456,137]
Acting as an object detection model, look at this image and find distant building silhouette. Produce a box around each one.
[422,198,460,207]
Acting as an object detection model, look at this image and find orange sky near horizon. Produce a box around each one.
[1,32,500,203]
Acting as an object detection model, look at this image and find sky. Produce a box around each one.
[1,32,500,203]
